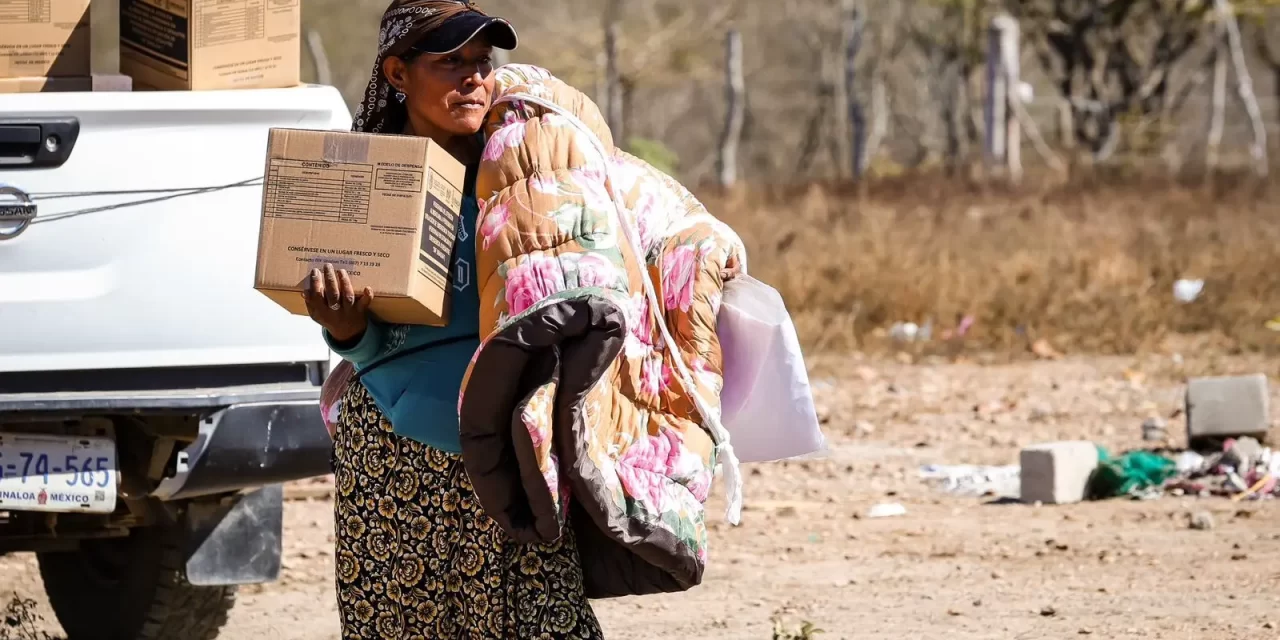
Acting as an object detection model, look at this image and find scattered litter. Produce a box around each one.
[1161,438,1278,501]
[1173,279,1204,303]
[919,464,1021,498]
[1221,437,1262,472]
[1267,316,1280,332]
[1129,486,1164,501]
[866,503,907,518]
[919,426,1280,507]
[1231,474,1274,503]
[889,320,932,343]
[1174,451,1205,475]
[940,315,975,341]
[1088,449,1178,499]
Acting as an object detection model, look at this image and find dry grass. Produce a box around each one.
[700,172,1280,356]
[2,594,53,640]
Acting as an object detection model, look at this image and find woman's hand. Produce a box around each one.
[303,264,374,343]
[720,254,742,282]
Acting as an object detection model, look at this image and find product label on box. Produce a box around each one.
[419,169,462,290]
[0,1,50,24]
[264,158,374,225]
[0,0,90,76]
[120,0,191,78]
[193,0,264,48]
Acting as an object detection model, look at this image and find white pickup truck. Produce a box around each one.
[0,85,348,639]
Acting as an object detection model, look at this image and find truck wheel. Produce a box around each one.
[36,525,236,640]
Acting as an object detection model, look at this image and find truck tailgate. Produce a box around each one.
[0,86,351,373]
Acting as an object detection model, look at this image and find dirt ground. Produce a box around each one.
[3,354,1279,639]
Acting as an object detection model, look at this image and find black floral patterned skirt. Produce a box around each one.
[332,381,603,639]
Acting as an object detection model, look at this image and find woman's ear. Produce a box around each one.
[382,56,409,94]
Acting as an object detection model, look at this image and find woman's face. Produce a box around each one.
[385,39,496,137]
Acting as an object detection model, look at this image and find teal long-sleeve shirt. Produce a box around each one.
[324,193,480,454]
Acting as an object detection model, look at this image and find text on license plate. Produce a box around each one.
[0,433,118,514]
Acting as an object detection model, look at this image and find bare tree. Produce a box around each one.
[909,0,991,170]
[296,0,1280,183]
[1215,0,1268,175]
[1014,0,1213,159]
[843,0,867,179]
[1206,24,1228,173]
[602,0,624,142]
[717,29,745,187]
[1252,8,1280,131]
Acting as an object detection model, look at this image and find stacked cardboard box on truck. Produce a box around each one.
[119,0,300,91]
[0,0,92,77]
[0,0,131,92]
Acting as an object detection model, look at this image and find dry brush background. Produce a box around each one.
[713,177,1280,357]
[83,0,1280,357]
[291,0,1280,358]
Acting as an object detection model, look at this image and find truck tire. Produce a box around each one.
[36,525,236,640]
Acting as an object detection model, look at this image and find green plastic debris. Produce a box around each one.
[1087,447,1178,499]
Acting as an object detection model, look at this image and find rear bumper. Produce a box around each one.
[0,381,330,577]
[0,373,334,501]
[151,398,332,501]
[0,382,324,413]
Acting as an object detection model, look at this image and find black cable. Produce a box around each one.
[25,177,265,226]
[25,177,263,200]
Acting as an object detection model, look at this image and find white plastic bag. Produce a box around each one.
[717,275,827,463]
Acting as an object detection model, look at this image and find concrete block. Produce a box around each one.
[1019,441,1099,505]
[1186,374,1270,442]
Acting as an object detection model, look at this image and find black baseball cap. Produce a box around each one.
[413,5,518,55]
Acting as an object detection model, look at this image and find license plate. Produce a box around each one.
[0,433,118,514]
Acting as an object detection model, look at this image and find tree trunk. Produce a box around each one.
[944,63,963,172]
[717,29,745,188]
[984,20,1007,170]
[843,0,867,180]
[1216,0,1269,175]
[999,16,1021,182]
[1207,34,1227,175]
[603,0,624,144]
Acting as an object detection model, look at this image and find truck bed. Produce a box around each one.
[0,85,351,377]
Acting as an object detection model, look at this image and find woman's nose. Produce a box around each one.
[465,68,483,86]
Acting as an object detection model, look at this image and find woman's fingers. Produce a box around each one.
[308,268,326,301]
[338,269,357,307]
[355,287,375,313]
[323,264,341,306]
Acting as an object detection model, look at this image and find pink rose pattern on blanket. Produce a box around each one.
[458,64,748,589]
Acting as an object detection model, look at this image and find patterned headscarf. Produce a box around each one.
[353,0,510,134]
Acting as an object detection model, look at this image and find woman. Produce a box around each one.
[303,1,603,637]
